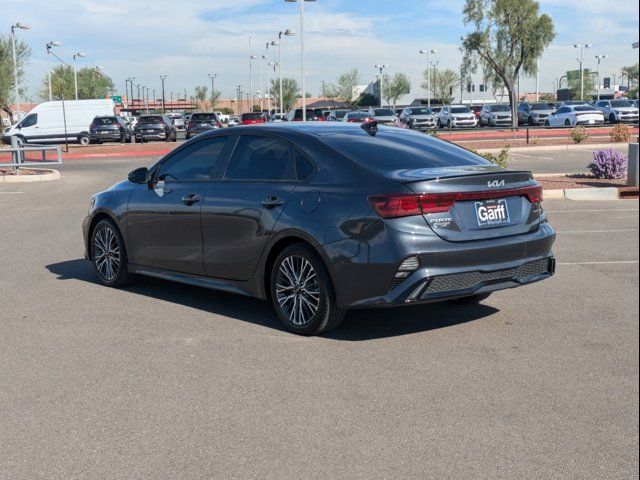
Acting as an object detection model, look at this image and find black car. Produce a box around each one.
[89,116,131,144]
[185,112,223,140]
[285,109,324,122]
[83,123,556,335]
[134,115,177,143]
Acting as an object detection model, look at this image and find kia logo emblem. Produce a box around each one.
[487,179,505,188]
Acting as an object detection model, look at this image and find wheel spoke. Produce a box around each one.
[276,254,320,326]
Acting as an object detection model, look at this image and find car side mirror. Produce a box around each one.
[128,167,150,184]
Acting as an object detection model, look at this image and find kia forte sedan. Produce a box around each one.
[83,123,556,335]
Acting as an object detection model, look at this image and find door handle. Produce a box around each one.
[181,193,202,205]
[261,196,285,208]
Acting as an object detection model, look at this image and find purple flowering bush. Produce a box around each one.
[587,149,628,179]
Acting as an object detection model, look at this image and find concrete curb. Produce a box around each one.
[543,187,623,201]
[478,142,628,154]
[0,168,61,183]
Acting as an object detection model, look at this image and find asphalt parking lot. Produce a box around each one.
[507,144,630,174]
[0,157,638,479]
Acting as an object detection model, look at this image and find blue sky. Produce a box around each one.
[5,0,639,101]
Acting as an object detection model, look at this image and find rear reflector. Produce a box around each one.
[369,185,543,219]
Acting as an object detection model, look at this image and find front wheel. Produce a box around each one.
[565,119,571,126]
[78,133,90,146]
[270,244,345,335]
[90,219,135,287]
[609,113,617,124]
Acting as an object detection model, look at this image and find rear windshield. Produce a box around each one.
[610,100,632,107]
[410,108,432,115]
[93,117,117,125]
[242,113,264,120]
[321,129,490,171]
[348,112,368,118]
[574,106,596,112]
[451,107,471,114]
[138,116,164,124]
[191,113,216,122]
[490,105,510,112]
[334,110,349,118]
[373,108,395,116]
[530,103,550,110]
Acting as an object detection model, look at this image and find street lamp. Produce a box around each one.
[419,49,437,107]
[160,74,167,113]
[72,52,86,100]
[208,73,217,110]
[125,77,135,110]
[375,64,389,108]
[10,22,30,124]
[273,29,296,115]
[249,56,258,112]
[594,55,608,101]
[46,40,63,101]
[285,0,316,121]
[574,43,592,101]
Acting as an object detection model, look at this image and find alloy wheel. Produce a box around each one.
[93,225,121,281]
[275,255,320,326]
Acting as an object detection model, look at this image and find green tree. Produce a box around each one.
[0,34,31,117]
[568,71,595,101]
[381,72,411,108]
[461,0,555,127]
[40,65,114,100]
[269,77,300,110]
[325,68,360,106]
[194,85,208,111]
[422,67,460,104]
[622,63,639,84]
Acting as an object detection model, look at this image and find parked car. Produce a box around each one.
[470,104,483,119]
[594,99,639,124]
[167,113,186,130]
[269,113,287,123]
[241,112,268,125]
[185,112,222,139]
[82,123,555,335]
[89,116,132,144]
[228,116,241,127]
[2,99,115,145]
[517,102,555,126]
[545,105,604,127]
[285,109,324,122]
[134,115,177,142]
[558,100,590,107]
[367,108,397,126]
[438,105,478,128]
[326,109,350,122]
[342,111,375,123]
[479,104,512,127]
[214,111,230,123]
[399,106,438,131]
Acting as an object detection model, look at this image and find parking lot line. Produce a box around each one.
[0,191,25,194]
[558,260,639,265]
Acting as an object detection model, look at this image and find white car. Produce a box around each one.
[594,99,639,124]
[438,105,478,128]
[545,105,604,127]
[479,104,512,127]
[367,108,397,126]
[214,111,230,123]
[227,116,241,127]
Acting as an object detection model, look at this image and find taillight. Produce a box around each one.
[216,121,222,128]
[368,185,543,219]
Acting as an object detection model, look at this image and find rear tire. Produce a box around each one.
[90,219,136,288]
[270,243,345,335]
[78,133,90,146]
[609,113,617,124]
[565,119,571,126]
[448,293,492,305]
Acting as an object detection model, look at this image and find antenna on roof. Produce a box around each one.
[361,120,378,137]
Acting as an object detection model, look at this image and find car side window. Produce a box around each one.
[295,150,315,181]
[20,114,37,128]
[556,107,568,114]
[225,135,294,181]
[157,136,228,181]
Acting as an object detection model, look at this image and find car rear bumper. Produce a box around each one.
[135,131,167,140]
[323,222,556,308]
[90,132,124,141]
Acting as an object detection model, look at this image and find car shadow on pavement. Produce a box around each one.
[46,259,499,341]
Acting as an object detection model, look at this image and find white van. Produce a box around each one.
[2,99,115,145]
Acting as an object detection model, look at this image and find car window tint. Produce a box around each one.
[20,114,37,128]
[158,136,228,181]
[295,150,315,181]
[225,136,294,181]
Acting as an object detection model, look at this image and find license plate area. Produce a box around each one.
[475,199,510,227]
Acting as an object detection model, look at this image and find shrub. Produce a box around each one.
[610,124,632,143]
[570,126,590,143]
[219,107,234,115]
[471,145,510,168]
[587,149,628,179]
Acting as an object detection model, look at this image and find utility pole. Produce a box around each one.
[595,55,608,101]
[419,49,437,107]
[208,73,217,110]
[11,23,30,123]
[160,74,167,113]
[375,64,388,108]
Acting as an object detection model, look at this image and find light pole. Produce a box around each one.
[208,73,217,110]
[249,56,258,112]
[72,52,86,100]
[594,55,608,101]
[46,40,63,101]
[274,29,296,115]
[419,49,437,107]
[574,43,592,101]
[259,55,267,111]
[159,75,167,113]
[125,77,135,110]
[267,62,277,114]
[375,64,388,108]
[10,22,30,123]
[285,0,316,121]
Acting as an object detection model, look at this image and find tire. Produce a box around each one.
[78,133,90,146]
[448,293,492,305]
[544,120,550,127]
[437,119,442,128]
[125,135,132,143]
[270,243,345,335]
[565,119,571,126]
[609,113,617,124]
[172,132,177,142]
[90,219,135,288]
[528,116,535,126]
